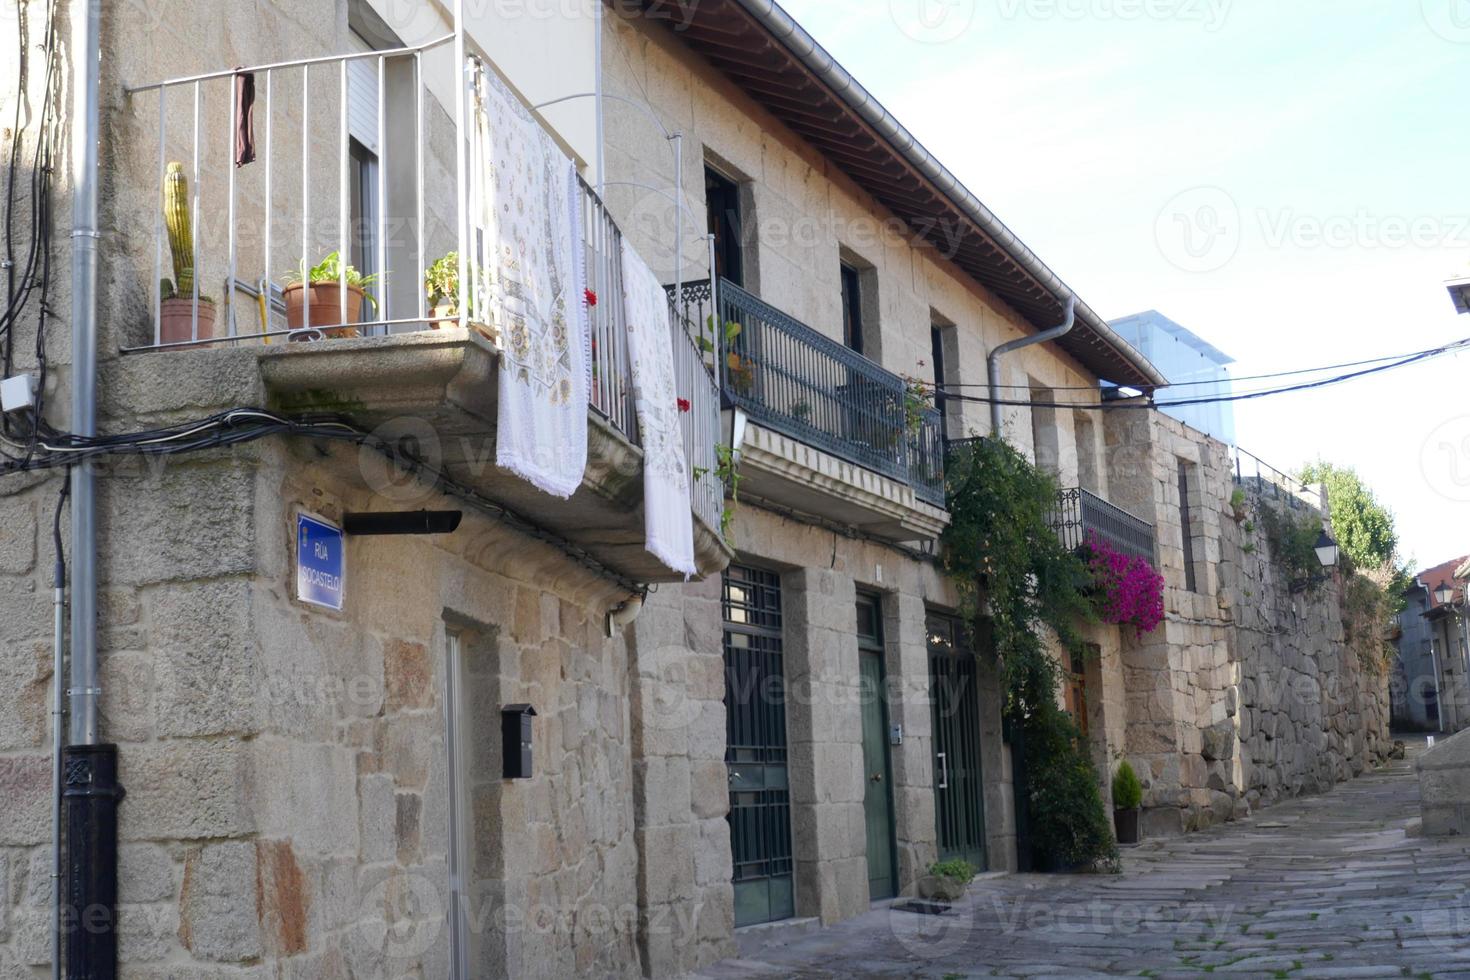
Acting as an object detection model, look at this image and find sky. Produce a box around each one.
[774,0,1470,572]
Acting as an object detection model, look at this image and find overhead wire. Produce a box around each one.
[937,335,1470,411]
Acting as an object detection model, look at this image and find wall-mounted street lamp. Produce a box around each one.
[1314,530,1340,570]
[722,403,748,457]
[1436,580,1457,606]
[1290,529,1340,593]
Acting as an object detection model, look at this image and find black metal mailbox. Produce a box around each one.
[502,704,537,779]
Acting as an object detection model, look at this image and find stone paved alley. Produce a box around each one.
[695,739,1470,979]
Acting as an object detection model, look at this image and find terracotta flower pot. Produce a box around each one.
[158,297,217,349]
[431,301,457,330]
[282,282,364,339]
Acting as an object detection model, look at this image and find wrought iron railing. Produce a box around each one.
[1230,445,1323,512]
[670,278,944,505]
[1048,487,1156,565]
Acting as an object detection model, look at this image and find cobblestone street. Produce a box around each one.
[697,740,1470,979]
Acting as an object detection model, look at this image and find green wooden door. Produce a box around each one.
[928,613,988,870]
[859,649,897,899]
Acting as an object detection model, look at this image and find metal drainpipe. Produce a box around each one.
[68,0,101,747]
[65,4,127,978]
[987,295,1076,437]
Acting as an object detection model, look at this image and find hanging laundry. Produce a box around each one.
[471,64,590,499]
[621,238,696,578]
[234,70,256,167]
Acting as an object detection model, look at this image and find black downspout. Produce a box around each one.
[63,744,123,979]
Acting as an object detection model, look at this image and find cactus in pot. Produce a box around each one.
[157,162,216,347]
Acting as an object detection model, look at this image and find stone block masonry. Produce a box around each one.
[1104,411,1391,836]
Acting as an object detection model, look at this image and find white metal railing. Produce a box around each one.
[125,35,456,348]
[580,179,638,442]
[122,32,723,512]
[672,308,724,534]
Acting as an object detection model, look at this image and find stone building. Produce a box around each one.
[1103,410,1392,835]
[1392,557,1470,733]
[0,1,1390,978]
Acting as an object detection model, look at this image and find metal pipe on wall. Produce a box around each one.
[65,3,126,978]
[986,295,1076,437]
[68,0,101,747]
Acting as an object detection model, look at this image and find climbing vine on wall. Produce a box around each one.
[941,438,1119,871]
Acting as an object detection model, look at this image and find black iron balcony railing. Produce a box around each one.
[1049,487,1156,565]
[671,278,944,506]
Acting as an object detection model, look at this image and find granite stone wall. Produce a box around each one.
[1104,411,1391,836]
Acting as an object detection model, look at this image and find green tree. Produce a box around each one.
[1297,460,1399,570]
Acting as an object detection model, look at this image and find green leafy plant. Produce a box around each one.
[941,438,1117,872]
[1257,502,1323,589]
[715,443,742,544]
[424,252,460,310]
[928,859,978,884]
[285,251,378,309]
[901,375,934,435]
[1228,487,1247,521]
[1112,761,1143,810]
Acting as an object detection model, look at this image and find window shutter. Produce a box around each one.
[346,33,379,155]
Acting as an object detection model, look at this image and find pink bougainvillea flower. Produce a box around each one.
[1085,532,1165,635]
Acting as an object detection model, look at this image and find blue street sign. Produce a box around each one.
[296,513,345,611]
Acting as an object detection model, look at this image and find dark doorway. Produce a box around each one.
[857,594,897,900]
[840,263,864,354]
[928,612,987,870]
[705,167,744,288]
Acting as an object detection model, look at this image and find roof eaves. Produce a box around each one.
[724,0,1169,390]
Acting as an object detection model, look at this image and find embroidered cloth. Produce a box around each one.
[621,239,696,577]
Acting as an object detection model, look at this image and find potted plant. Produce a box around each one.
[157,162,216,347]
[424,251,465,328]
[282,251,376,339]
[1112,760,1143,846]
[918,859,977,904]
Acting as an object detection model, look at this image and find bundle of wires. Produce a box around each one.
[0,0,60,465]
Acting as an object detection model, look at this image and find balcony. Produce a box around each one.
[1048,487,1156,565]
[119,36,727,583]
[670,278,947,543]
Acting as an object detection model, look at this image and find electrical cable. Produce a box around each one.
[937,336,1469,391]
[938,335,1470,411]
[0,408,644,594]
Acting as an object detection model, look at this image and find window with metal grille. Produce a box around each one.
[722,565,794,926]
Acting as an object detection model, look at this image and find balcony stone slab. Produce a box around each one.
[256,328,730,583]
[737,422,948,544]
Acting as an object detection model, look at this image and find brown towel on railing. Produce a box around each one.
[234,70,256,167]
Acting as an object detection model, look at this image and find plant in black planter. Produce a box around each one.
[1112,760,1144,846]
[918,858,977,904]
